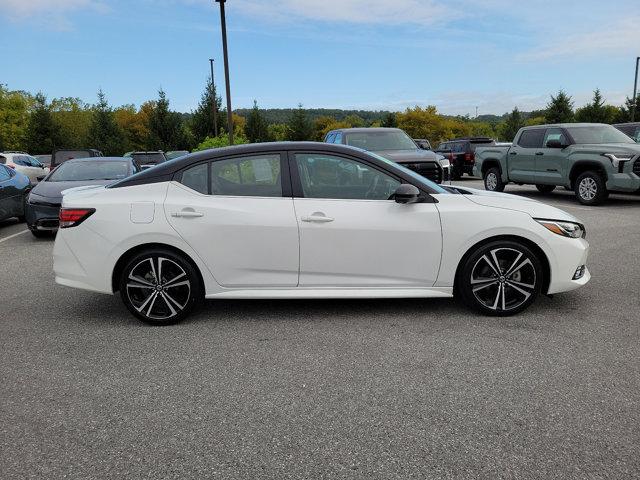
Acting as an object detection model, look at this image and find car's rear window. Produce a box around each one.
[132,153,166,166]
[53,151,93,165]
[48,161,131,182]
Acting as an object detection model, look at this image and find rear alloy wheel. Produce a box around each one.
[483,167,505,192]
[535,184,556,194]
[458,241,542,316]
[119,249,201,325]
[574,171,607,206]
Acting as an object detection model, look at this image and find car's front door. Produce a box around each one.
[508,129,545,183]
[290,152,442,287]
[535,128,569,185]
[164,152,299,288]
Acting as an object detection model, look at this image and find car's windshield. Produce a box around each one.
[567,125,635,144]
[365,151,448,194]
[48,160,131,182]
[344,130,417,151]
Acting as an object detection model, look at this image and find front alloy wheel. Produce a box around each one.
[574,171,607,206]
[120,249,201,325]
[458,241,542,316]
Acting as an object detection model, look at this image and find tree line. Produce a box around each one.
[1,81,638,156]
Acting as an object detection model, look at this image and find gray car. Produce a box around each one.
[324,127,449,183]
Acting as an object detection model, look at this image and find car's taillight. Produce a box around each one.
[7,164,15,169]
[448,152,453,161]
[465,152,474,162]
[59,208,95,228]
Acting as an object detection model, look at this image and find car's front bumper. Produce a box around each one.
[25,202,60,231]
[546,237,590,295]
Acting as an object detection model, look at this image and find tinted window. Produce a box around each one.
[543,128,568,147]
[566,125,635,144]
[48,161,131,182]
[180,163,208,194]
[53,150,93,165]
[344,130,416,151]
[13,155,31,166]
[453,143,466,153]
[295,153,401,200]
[211,154,282,197]
[132,153,166,166]
[518,129,545,148]
[0,165,10,181]
[325,133,335,143]
[334,132,343,144]
[436,143,447,151]
[0,156,5,165]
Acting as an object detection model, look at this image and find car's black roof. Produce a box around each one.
[109,141,443,194]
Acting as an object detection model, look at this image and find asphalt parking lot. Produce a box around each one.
[1,180,639,479]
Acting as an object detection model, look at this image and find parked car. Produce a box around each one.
[54,142,590,325]
[0,152,48,184]
[435,137,495,180]
[26,157,139,237]
[34,154,52,168]
[474,123,640,205]
[324,128,449,183]
[51,149,103,169]
[613,122,640,142]
[130,151,167,169]
[0,165,30,222]
[166,150,190,161]
[413,139,432,150]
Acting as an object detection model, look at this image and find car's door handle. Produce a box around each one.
[301,213,334,223]
[509,151,517,155]
[535,152,544,156]
[172,209,204,218]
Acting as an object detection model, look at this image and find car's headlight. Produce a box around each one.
[535,219,585,239]
[603,153,634,168]
[438,158,450,169]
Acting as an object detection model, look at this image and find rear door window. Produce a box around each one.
[180,163,208,194]
[211,154,282,197]
[517,129,545,148]
[325,133,335,143]
[334,132,343,144]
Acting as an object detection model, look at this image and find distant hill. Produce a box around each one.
[233,108,392,125]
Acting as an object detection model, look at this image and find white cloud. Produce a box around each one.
[0,0,108,28]
[233,0,453,25]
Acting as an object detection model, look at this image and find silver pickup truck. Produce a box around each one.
[473,123,640,205]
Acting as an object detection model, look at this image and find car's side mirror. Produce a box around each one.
[546,139,566,148]
[394,184,420,204]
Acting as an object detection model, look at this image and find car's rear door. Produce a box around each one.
[164,152,300,288]
[290,151,442,287]
[508,129,545,183]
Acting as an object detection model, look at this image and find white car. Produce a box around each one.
[0,152,49,184]
[53,142,590,325]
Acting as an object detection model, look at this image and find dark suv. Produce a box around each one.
[324,128,448,183]
[129,151,168,169]
[435,137,495,180]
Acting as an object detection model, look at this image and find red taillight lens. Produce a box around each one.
[59,208,95,228]
[465,152,474,162]
[7,164,15,169]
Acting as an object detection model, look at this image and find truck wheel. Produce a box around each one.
[484,167,505,192]
[535,184,556,194]
[574,171,607,206]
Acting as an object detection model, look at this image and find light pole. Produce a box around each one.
[631,56,639,122]
[215,0,233,145]
[209,58,219,137]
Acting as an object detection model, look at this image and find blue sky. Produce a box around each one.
[1,0,639,116]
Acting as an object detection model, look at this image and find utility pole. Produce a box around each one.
[215,0,233,145]
[475,106,478,119]
[631,56,639,122]
[209,58,219,137]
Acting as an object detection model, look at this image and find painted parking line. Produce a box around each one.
[0,229,29,244]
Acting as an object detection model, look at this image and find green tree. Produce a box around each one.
[267,123,289,142]
[25,93,59,154]
[87,90,125,155]
[245,100,269,143]
[194,133,249,151]
[498,107,525,141]
[147,89,186,151]
[545,90,574,123]
[189,77,224,143]
[614,95,640,123]
[381,112,397,128]
[286,104,313,141]
[574,89,616,123]
[0,86,33,152]
[51,97,92,149]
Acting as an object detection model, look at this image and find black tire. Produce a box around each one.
[483,167,505,192]
[119,248,202,325]
[535,184,556,194]
[574,171,607,206]
[30,229,53,238]
[457,240,543,316]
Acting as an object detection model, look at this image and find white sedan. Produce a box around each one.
[53,142,590,325]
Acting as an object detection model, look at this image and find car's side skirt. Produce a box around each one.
[205,287,454,299]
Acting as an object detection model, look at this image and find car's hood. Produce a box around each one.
[568,143,640,155]
[373,149,439,163]
[449,186,581,223]
[31,180,112,201]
